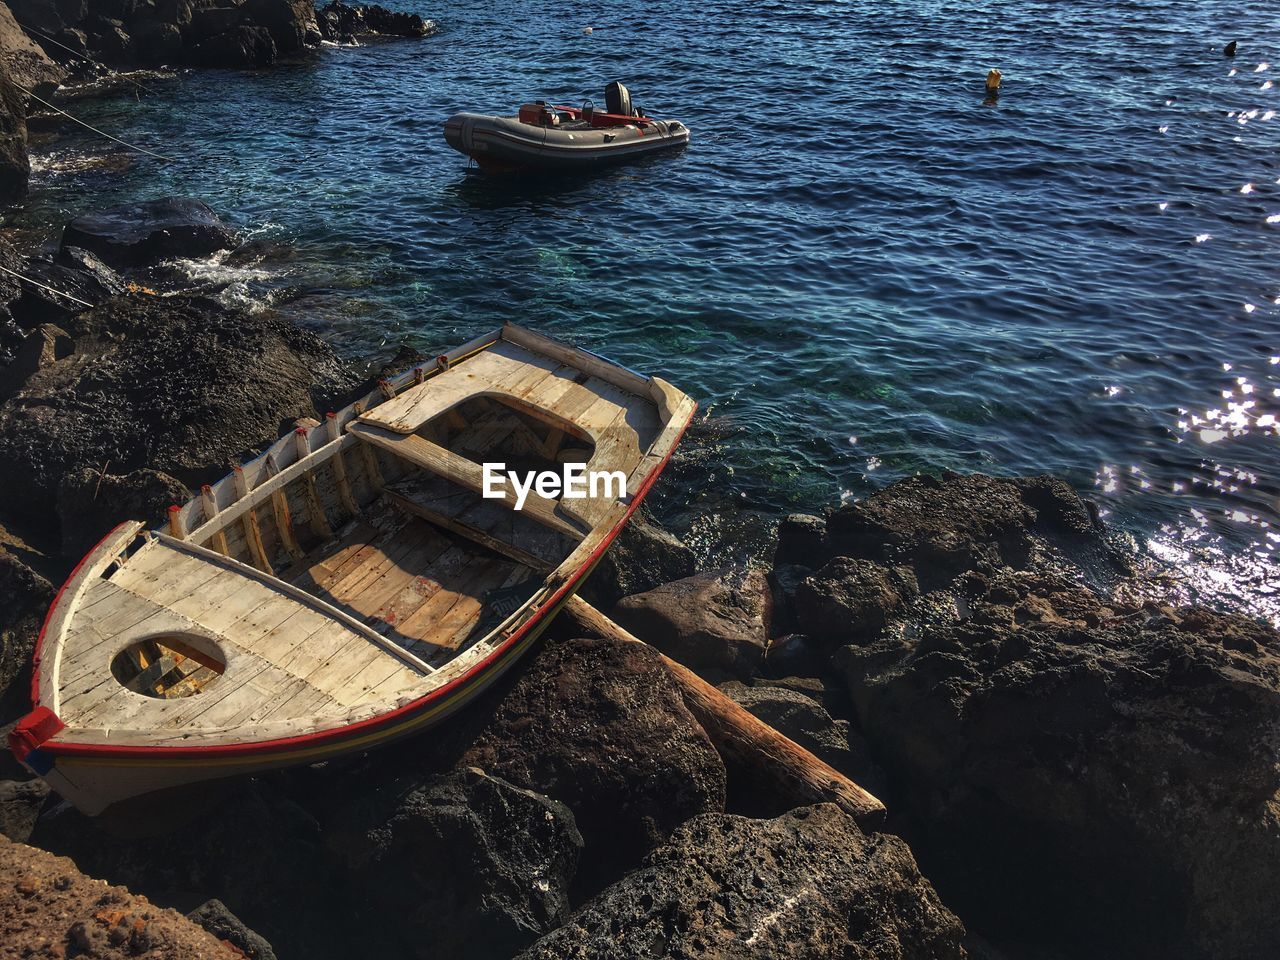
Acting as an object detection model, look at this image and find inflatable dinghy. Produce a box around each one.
[444,82,689,173]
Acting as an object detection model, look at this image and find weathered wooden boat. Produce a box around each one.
[444,81,689,173]
[9,322,695,815]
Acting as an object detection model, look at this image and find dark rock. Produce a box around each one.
[90,18,134,64]
[611,566,771,681]
[825,473,1117,589]
[241,0,317,52]
[0,2,69,93]
[719,680,885,796]
[761,630,827,678]
[56,465,189,559]
[324,768,582,960]
[516,804,967,960]
[0,61,28,206]
[0,547,52,724]
[4,323,73,399]
[773,511,828,568]
[459,637,726,895]
[187,5,243,42]
[580,508,696,608]
[0,777,49,842]
[6,0,68,35]
[796,556,914,645]
[186,899,277,960]
[0,294,355,525]
[130,20,184,65]
[191,23,278,67]
[840,564,1280,960]
[315,1,433,42]
[154,0,195,29]
[61,198,236,268]
[765,562,811,636]
[8,253,127,330]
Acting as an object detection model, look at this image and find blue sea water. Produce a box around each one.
[15,0,1280,619]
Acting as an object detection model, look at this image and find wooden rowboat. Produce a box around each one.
[9,322,695,815]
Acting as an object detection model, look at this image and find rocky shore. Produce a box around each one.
[0,5,1278,960]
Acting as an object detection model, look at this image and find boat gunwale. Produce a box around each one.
[23,356,697,762]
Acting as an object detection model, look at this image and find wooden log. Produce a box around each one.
[563,595,887,832]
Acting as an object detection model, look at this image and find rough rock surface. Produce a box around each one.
[60,197,236,268]
[796,556,916,645]
[0,59,27,205]
[517,804,967,960]
[323,768,583,960]
[0,777,48,842]
[460,637,727,894]
[0,547,52,723]
[797,473,1280,960]
[56,465,189,559]
[186,899,277,960]
[0,1,67,92]
[0,294,354,524]
[612,566,771,681]
[315,1,434,43]
[0,833,244,959]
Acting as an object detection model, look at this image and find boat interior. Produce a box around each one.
[42,325,690,746]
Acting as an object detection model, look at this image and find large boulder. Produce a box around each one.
[324,769,583,960]
[60,198,236,269]
[612,566,771,681]
[315,1,434,42]
[516,804,967,960]
[0,2,68,93]
[57,465,189,558]
[832,476,1280,960]
[186,900,277,960]
[459,637,727,893]
[795,556,915,645]
[0,294,355,528]
[0,834,244,959]
[241,0,318,51]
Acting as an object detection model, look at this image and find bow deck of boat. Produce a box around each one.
[20,323,695,779]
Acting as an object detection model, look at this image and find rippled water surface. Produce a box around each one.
[17,0,1280,619]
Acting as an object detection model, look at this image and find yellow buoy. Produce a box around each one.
[986,69,1002,92]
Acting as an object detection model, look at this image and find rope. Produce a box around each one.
[16,84,175,162]
[0,262,94,307]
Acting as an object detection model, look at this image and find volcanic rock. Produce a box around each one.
[611,566,771,681]
[60,197,236,268]
[516,804,967,960]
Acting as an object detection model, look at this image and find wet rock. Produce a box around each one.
[516,804,967,960]
[315,1,434,42]
[0,61,27,206]
[0,294,355,525]
[795,556,915,645]
[0,834,244,959]
[191,23,278,66]
[0,778,48,842]
[580,508,696,609]
[0,547,52,724]
[612,566,771,682]
[0,2,68,93]
[186,899,277,960]
[61,197,236,268]
[840,563,1280,960]
[460,637,726,894]
[241,0,318,52]
[8,254,127,330]
[825,473,1118,589]
[57,465,189,559]
[324,768,582,960]
[719,680,884,796]
[773,511,828,568]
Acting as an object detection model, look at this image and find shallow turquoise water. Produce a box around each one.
[15,0,1280,618]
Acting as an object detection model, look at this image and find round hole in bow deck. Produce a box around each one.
[110,635,226,699]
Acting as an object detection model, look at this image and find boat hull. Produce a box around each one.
[444,112,689,172]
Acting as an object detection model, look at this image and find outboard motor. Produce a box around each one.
[605,81,632,116]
